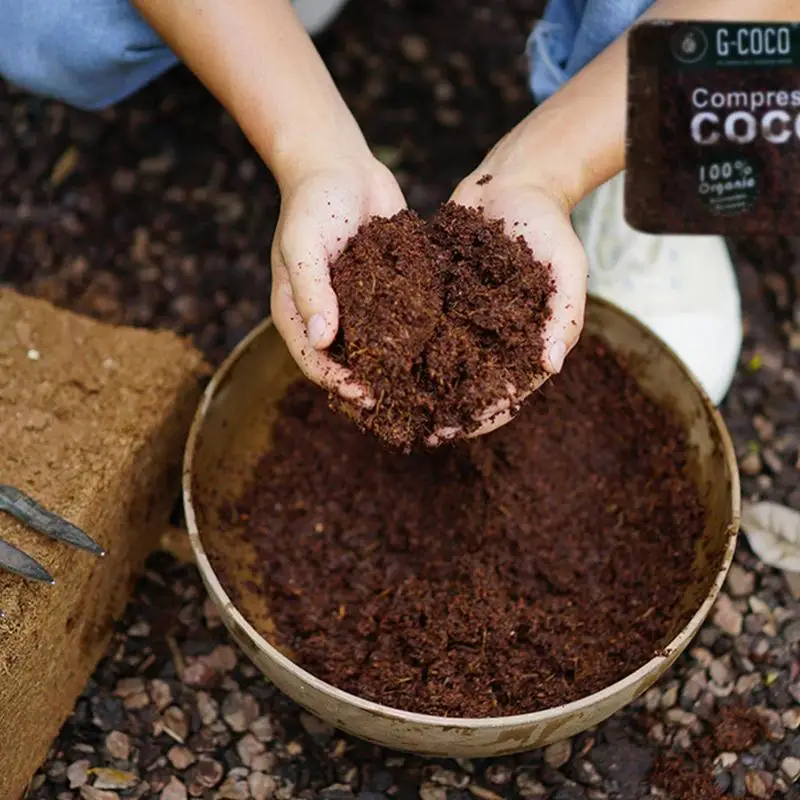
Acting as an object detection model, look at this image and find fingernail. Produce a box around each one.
[307,314,328,349]
[549,340,567,373]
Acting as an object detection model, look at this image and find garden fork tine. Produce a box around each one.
[0,537,54,584]
[0,484,105,558]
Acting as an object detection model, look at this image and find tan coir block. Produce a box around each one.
[0,289,206,799]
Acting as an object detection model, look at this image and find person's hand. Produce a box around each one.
[426,164,588,446]
[271,154,406,406]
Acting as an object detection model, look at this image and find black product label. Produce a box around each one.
[625,20,800,235]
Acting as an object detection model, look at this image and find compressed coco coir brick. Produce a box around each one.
[0,289,204,800]
[328,202,554,451]
[216,335,709,718]
[626,21,800,235]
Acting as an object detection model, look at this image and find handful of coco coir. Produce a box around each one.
[327,202,554,450]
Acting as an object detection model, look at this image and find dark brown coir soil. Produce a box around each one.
[649,706,767,800]
[328,202,554,450]
[220,334,709,718]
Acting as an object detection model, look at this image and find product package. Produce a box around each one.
[626,20,800,235]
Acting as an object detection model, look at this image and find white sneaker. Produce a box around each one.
[572,171,742,406]
[292,0,351,35]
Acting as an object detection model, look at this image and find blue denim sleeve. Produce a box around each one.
[527,0,655,103]
[0,0,177,110]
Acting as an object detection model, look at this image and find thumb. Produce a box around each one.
[280,189,368,351]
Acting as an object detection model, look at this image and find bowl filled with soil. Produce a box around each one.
[183,296,740,758]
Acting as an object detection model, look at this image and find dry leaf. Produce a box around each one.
[87,767,138,790]
[740,501,800,572]
[50,146,78,187]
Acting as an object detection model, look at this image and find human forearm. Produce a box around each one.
[492,0,799,210]
[132,0,370,190]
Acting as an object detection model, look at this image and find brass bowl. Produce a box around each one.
[183,296,740,757]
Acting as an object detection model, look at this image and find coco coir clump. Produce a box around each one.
[626,20,800,235]
[218,336,709,717]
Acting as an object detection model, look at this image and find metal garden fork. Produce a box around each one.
[0,484,105,585]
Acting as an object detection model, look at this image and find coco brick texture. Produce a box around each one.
[0,290,204,800]
[626,21,800,235]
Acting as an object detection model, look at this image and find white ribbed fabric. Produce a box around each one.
[573,171,742,405]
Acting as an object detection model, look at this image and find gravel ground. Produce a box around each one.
[1,0,799,797]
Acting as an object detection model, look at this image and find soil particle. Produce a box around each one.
[222,335,708,717]
[329,203,554,450]
[713,706,766,752]
[650,753,721,800]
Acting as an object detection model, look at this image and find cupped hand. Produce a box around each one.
[426,169,588,446]
[271,154,406,405]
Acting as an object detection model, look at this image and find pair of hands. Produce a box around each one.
[271,141,588,444]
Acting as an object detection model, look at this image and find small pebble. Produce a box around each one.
[710,659,733,686]
[196,691,219,726]
[251,752,276,772]
[160,777,188,800]
[67,760,90,789]
[114,677,145,698]
[781,756,800,783]
[191,757,224,788]
[714,771,732,793]
[128,621,151,637]
[286,740,304,757]
[739,451,762,475]
[300,711,335,740]
[713,594,744,636]
[648,722,666,745]
[216,777,249,800]
[149,679,173,711]
[182,659,217,687]
[544,740,572,769]
[418,783,446,800]
[744,770,772,798]
[689,647,714,668]
[673,729,693,751]
[665,708,700,733]
[429,768,468,789]
[660,684,679,709]
[736,673,762,695]
[163,706,189,742]
[250,715,275,742]
[571,760,602,786]
[123,691,150,710]
[222,691,259,732]
[681,675,705,705]
[484,764,513,786]
[716,752,739,769]
[784,619,800,644]
[167,746,196,770]
[400,35,428,63]
[758,708,785,741]
[643,687,661,712]
[79,789,119,800]
[466,785,502,800]
[783,708,800,730]
[515,770,548,799]
[236,732,266,766]
[206,645,238,672]
[104,731,130,761]
[47,761,68,782]
[726,564,755,597]
[249,772,278,800]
